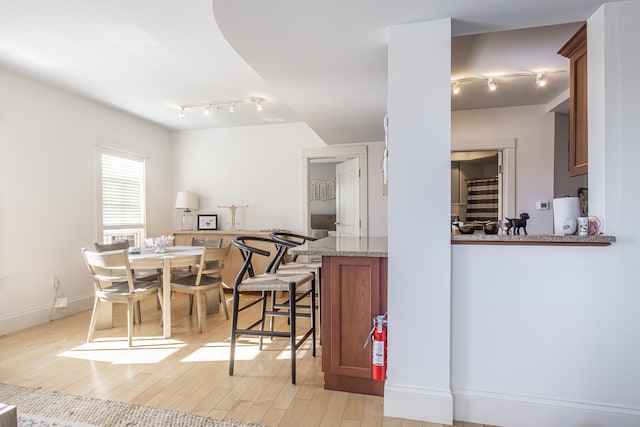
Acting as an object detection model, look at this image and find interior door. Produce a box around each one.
[336,158,360,236]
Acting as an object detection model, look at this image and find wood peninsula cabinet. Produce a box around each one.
[291,236,388,396]
[559,23,588,176]
[173,230,274,286]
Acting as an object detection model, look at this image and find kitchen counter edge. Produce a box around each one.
[290,236,388,257]
[451,234,615,246]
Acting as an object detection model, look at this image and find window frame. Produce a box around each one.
[97,146,147,246]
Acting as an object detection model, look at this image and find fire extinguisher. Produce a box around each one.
[364,313,388,381]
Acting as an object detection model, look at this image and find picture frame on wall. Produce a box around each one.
[197,214,218,230]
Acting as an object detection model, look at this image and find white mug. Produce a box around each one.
[577,216,589,236]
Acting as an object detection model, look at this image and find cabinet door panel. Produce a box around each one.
[322,256,387,396]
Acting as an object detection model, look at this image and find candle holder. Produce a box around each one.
[218,204,248,231]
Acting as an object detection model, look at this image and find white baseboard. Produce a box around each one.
[384,383,453,424]
[453,388,640,427]
[0,294,92,336]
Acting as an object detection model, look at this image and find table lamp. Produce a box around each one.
[175,191,199,230]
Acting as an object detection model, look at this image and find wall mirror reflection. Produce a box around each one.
[451,151,500,227]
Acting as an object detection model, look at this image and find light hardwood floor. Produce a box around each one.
[0,293,495,427]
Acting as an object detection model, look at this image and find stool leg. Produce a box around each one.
[289,281,297,384]
[317,267,322,344]
[229,289,241,376]
[311,277,316,357]
[259,291,267,351]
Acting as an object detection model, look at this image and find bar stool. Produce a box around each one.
[228,236,316,384]
[269,232,322,339]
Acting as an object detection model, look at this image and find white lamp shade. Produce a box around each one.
[175,191,199,211]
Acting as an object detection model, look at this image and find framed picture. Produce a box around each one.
[197,214,218,230]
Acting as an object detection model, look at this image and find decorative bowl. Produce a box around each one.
[145,235,174,253]
[483,222,500,234]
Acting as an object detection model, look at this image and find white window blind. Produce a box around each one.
[99,148,146,245]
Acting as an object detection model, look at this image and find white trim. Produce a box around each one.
[384,383,453,425]
[301,145,368,236]
[0,294,93,336]
[453,388,640,427]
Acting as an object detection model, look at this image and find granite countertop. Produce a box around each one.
[290,236,388,257]
[451,232,615,246]
[291,234,614,256]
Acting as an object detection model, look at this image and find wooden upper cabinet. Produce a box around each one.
[558,24,588,176]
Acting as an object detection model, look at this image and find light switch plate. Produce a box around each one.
[536,201,550,210]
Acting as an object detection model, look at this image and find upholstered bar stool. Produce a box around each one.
[229,236,316,384]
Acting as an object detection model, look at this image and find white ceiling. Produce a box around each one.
[0,0,613,144]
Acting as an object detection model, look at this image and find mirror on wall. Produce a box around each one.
[451,151,500,224]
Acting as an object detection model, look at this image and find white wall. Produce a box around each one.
[0,66,172,335]
[450,2,640,426]
[452,105,556,234]
[170,124,388,236]
[386,19,453,424]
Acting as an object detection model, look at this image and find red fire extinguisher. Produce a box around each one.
[364,313,387,381]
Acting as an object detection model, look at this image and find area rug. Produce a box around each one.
[0,383,264,427]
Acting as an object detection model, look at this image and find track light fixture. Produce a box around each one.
[178,96,264,118]
[451,70,561,95]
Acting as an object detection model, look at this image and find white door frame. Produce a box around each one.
[301,145,368,236]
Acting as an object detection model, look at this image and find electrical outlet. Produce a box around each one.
[55,297,68,308]
[52,275,60,288]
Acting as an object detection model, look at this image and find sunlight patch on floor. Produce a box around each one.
[57,337,186,364]
[180,341,261,362]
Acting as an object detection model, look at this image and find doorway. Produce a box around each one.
[302,146,368,237]
[452,138,516,223]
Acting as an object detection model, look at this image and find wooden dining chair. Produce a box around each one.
[94,240,157,323]
[229,236,316,384]
[170,245,231,332]
[82,248,164,347]
[172,238,224,314]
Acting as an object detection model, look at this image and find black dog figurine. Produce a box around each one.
[505,213,530,235]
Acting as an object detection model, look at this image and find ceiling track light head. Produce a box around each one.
[488,78,497,91]
[177,96,265,117]
[536,72,546,87]
[452,81,460,95]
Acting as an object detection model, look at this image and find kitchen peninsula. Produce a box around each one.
[291,236,388,396]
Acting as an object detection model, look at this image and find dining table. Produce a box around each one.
[127,245,204,338]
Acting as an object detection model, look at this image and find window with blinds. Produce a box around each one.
[99,148,146,246]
